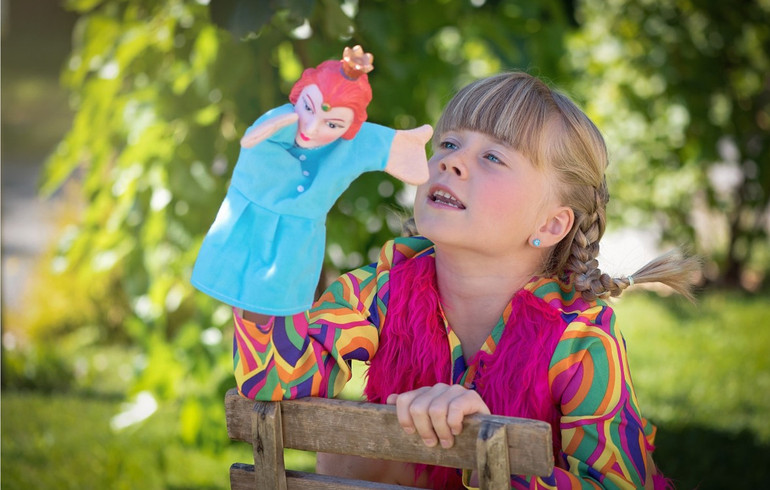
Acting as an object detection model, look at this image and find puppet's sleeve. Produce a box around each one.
[312,120,393,178]
[349,121,396,173]
[510,308,666,489]
[247,103,298,148]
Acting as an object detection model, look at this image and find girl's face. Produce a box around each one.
[414,130,556,256]
[293,84,354,148]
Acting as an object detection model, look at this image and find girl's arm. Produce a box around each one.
[233,236,434,401]
[233,263,382,401]
[516,313,662,490]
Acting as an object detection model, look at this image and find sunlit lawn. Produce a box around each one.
[617,289,770,489]
[1,390,314,490]
[2,289,769,489]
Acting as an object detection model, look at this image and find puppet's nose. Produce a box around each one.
[304,118,321,136]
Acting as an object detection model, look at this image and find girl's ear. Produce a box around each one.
[535,206,574,247]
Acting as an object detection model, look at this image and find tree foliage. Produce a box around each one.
[43,0,574,446]
[568,0,770,287]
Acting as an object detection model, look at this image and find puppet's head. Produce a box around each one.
[289,46,374,140]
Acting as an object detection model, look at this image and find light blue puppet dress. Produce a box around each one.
[191,104,395,314]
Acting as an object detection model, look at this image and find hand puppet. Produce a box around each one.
[191,46,431,314]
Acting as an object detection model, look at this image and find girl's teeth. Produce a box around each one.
[431,190,465,209]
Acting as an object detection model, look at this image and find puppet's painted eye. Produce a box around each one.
[327,122,337,129]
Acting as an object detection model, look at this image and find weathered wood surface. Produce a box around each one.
[251,401,286,489]
[225,388,553,477]
[231,465,423,490]
[477,421,510,488]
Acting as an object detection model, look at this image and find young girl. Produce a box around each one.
[233,72,698,489]
[191,46,430,315]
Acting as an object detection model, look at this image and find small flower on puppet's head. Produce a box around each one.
[321,102,331,112]
[341,45,374,80]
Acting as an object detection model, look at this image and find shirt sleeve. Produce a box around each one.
[512,306,660,489]
[231,236,432,401]
[232,262,383,400]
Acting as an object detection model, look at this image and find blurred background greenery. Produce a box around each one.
[1,0,769,488]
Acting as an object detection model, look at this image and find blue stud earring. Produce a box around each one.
[533,238,541,247]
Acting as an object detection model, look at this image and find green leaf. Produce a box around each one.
[209,0,274,39]
[319,0,353,40]
[64,0,105,13]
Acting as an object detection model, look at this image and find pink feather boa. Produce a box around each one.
[365,253,566,489]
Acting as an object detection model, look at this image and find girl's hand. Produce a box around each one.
[384,124,433,185]
[386,383,490,449]
[240,112,299,148]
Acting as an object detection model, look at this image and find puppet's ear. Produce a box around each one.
[240,112,298,148]
[384,125,432,185]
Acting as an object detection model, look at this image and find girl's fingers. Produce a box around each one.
[446,390,490,437]
[407,384,450,446]
[393,386,431,436]
[389,384,491,449]
[427,385,470,448]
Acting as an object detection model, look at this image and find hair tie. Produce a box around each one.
[627,275,635,287]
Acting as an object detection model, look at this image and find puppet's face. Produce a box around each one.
[293,84,354,148]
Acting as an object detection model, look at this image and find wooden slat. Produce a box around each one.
[230,463,258,490]
[251,401,287,490]
[225,389,554,478]
[286,470,423,490]
[231,465,423,490]
[476,421,509,490]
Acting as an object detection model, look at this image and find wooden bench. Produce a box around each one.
[225,388,554,490]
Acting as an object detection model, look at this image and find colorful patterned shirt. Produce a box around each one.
[234,236,661,489]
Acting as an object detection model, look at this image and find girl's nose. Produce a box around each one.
[439,155,466,178]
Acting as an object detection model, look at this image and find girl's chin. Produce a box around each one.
[413,217,456,242]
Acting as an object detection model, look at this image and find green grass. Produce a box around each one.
[613,289,770,489]
[0,391,315,490]
[2,289,769,489]
[617,290,770,441]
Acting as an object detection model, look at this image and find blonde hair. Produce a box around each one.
[435,72,700,301]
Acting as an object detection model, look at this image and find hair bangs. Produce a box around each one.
[434,73,554,167]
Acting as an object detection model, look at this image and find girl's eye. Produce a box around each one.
[440,141,458,150]
[303,101,312,112]
[327,122,338,129]
[485,153,504,165]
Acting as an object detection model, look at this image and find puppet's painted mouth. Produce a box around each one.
[429,189,466,209]
[298,132,311,142]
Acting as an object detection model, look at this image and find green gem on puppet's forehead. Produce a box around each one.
[321,102,331,112]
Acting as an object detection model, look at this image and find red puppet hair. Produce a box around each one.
[289,59,372,139]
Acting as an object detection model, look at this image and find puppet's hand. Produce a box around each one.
[384,124,432,185]
[240,112,299,148]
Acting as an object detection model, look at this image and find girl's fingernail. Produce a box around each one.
[422,438,437,447]
[440,439,452,448]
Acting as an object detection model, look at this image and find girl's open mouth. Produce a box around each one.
[429,188,466,209]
